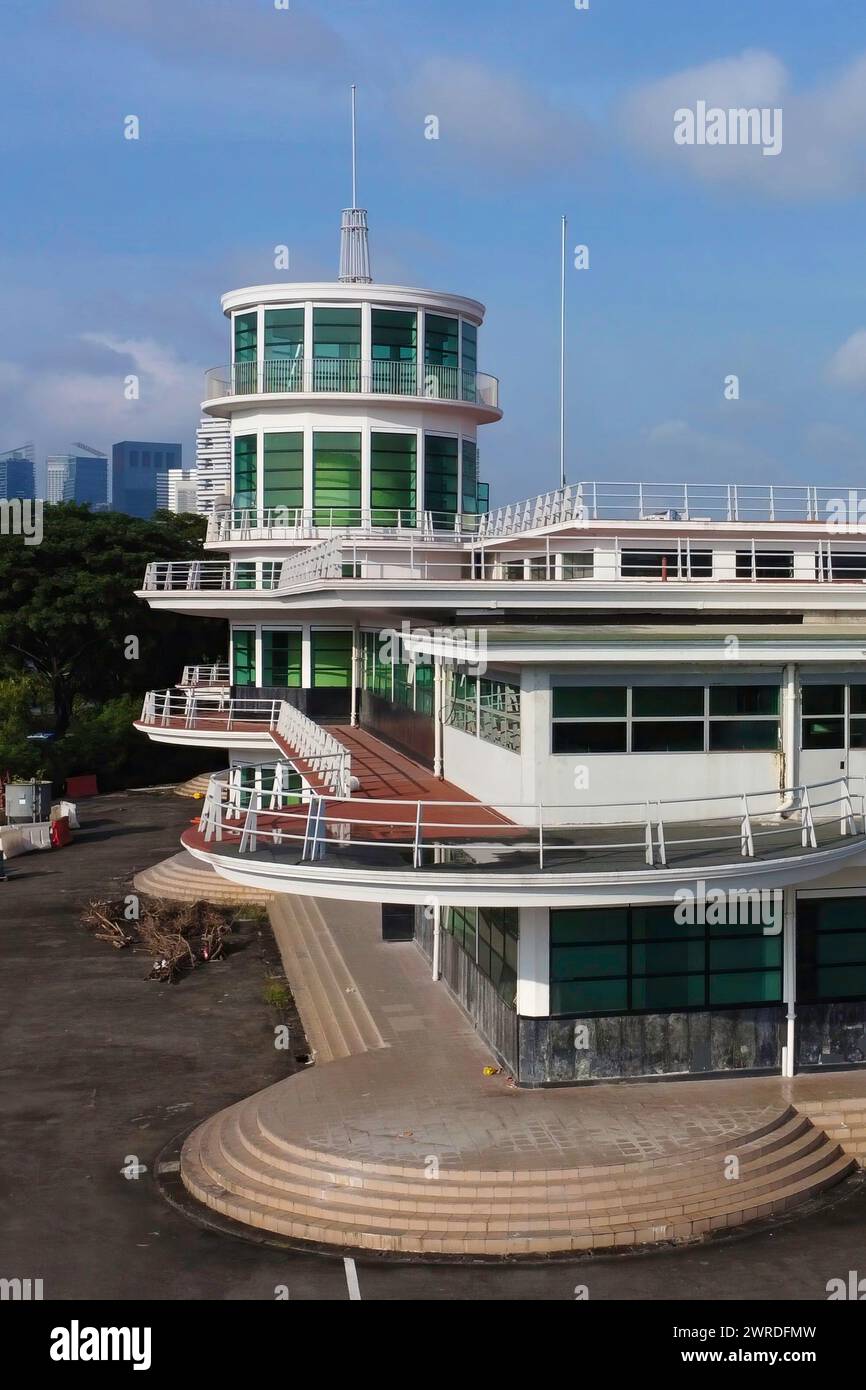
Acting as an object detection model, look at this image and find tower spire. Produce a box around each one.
[339,85,373,284]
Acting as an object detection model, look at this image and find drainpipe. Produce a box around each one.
[431,901,441,981]
[350,627,359,727]
[433,655,443,778]
[779,662,799,814]
[781,885,796,1078]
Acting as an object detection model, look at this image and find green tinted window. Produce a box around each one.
[261,630,301,688]
[264,308,304,358]
[798,898,866,1003]
[424,434,458,525]
[370,432,417,526]
[311,630,353,688]
[461,439,478,515]
[633,687,703,718]
[313,431,361,525]
[709,719,779,751]
[802,685,844,715]
[232,630,255,686]
[424,314,458,366]
[313,307,360,358]
[233,434,257,509]
[263,433,303,512]
[234,312,257,363]
[709,685,779,716]
[553,687,627,718]
[371,309,416,360]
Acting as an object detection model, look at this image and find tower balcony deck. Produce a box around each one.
[203,359,500,421]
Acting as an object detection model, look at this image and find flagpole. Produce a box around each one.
[560,214,567,491]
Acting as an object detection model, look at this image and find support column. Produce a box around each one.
[781,662,800,801]
[350,627,359,727]
[516,906,550,1017]
[433,655,444,778]
[781,885,797,1078]
[431,902,441,980]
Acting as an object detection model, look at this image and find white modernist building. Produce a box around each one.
[135,210,866,1086]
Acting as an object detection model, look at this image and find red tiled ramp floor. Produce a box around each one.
[180,895,859,1258]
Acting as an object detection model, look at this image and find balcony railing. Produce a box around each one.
[179,663,231,687]
[197,772,866,876]
[205,359,499,409]
[145,534,866,592]
[136,691,353,797]
[206,508,482,542]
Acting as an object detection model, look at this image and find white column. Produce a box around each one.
[781,885,797,1078]
[781,663,800,797]
[301,624,312,689]
[350,627,359,727]
[434,655,443,777]
[431,902,441,981]
[516,906,549,1016]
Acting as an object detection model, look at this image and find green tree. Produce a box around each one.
[0,504,223,736]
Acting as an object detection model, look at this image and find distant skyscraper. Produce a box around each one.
[0,444,36,501]
[45,457,71,502]
[65,454,109,508]
[156,468,198,514]
[194,417,231,516]
[112,441,183,519]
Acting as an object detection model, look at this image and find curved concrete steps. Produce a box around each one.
[267,896,385,1064]
[181,1098,855,1256]
[175,773,214,798]
[134,850,272,906]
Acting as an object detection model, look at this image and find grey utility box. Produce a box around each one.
[5,781,53,825]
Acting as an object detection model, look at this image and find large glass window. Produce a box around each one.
[802,685,846,749]
[424,313,459,399]
[370,432,417,526]
[233,312,257,362]
[550,905,782,1016]
[311,630,353,688]
[371,309,417,394]
[261,630,301,688]
[232,630,255,687]
[552,683,780,755]
[798,898,866,1003]
[313,308,360,391]
[448,673,520,751]
[233,435,257,510]
[461,321,477,401]
[263,432,303,514]
[424,434,458,527]
[445,906,518,1007]
[263,308,304,391]
[313,431,361,526]
[461,439,478,517]
[736,550,794,579]
[621,549,712,578]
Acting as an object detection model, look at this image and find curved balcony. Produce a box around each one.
[204,358,500,415]
[184,769,866,907]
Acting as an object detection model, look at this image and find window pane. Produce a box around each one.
[802,685,844,715]
[232,630,255,686]
[850,685,866,715]
[709,971,781,1005]
[551,980,628,1014]
[709,937,782,971]
[633,687,703,718]
[371,309,417,359]
[561,552,594,578]
[817,932,866,965]
[313,431,361,525]
[424,434,458,525]
[424,313,458,365]
[550,944,628,981]
[632,975,705,1010]
[233,434,257,509]
[631,906,703,940]
[461,439,478,515]
[632,721,704,753]
[632,941,706,974]
[234,312,257,363]
[261,630,301,688]
[735,550,793,578]
[801,718,844,750]
[552,722,627,754]
[553,687,627,718]
[311,630,353,688]
[816,966,866,999]
[263,432,303,511]
[370,432,416,526]
[263,309,304,389]
[709,685,779,716]
[550,907,628,944]
[709,719,779,751]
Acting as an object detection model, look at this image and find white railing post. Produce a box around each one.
[413,801,423,868]
[840,778,855,836]
[800,786,817,849]
[741,794,755,857]
[656,802,667,866]
[644,802,654,865]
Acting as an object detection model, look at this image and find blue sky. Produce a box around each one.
[2,0,866,503]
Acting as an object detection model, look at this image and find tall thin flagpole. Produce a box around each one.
[559,214,567,491]
[351,85,357,207]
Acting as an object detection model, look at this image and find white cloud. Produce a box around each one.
[405,59,592,177]
[624,49,866,197]
[826,330,866,390]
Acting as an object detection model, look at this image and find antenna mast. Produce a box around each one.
[559,215,567,491]
[339,85,372,284]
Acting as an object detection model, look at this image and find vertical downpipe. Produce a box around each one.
[782,885,796,1078]
[779,663,799,812]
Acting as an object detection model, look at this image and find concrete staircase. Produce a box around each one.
[134,850,272,906]
[174,773,214,798]
[267,896,385,1064]
[181,1100,854,1256]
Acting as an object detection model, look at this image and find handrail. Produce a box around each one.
[179,663,230,686]
[204,359,499,409]
[205,507,482,543]
[196,770,866,874]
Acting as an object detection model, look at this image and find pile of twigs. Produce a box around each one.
[81,898,235,982]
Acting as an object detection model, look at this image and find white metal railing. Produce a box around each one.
[278,538,345,587]
[179,664,230,686]
[196,774,866,874]
[138,690,353,797]
[204,359,499,409]
[147,537,866,592]
[205,507,482,543]
[477,480,866,537]
[274,702,353,797]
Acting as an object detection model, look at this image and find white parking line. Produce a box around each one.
[344,1256,361,1301]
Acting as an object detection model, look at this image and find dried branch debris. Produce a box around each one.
[81,897,254,982]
